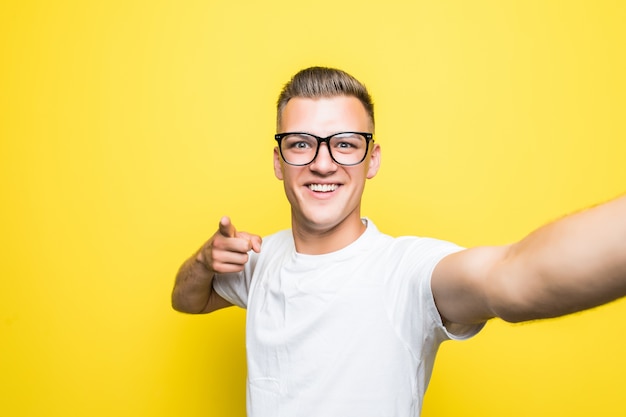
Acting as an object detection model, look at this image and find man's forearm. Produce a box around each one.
[496,194,626,322]
[171,251,215,314]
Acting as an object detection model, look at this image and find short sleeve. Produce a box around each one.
[386,237,484,358]
[212,271,249,308]
[423,266,485,341]
[212,250,259,309]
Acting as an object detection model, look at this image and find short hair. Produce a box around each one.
[276,66,375,131]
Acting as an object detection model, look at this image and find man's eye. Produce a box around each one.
[283,135,316,151]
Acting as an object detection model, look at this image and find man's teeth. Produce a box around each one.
[309,184,338,192]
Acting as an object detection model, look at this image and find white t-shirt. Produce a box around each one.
[214,219,483,417]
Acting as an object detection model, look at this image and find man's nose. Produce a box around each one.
[309,142,337,172]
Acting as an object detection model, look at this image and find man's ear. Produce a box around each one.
[273,147,284,180]
[366,143,381,179]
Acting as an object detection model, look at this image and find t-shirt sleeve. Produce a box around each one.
[423,263,485,341]
[212,250,258,309]
[212,271,249,308]
[419,241,485,341]
[388,237,484,355]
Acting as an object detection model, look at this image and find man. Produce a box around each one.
[172,67,626,416]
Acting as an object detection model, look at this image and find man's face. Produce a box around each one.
[274,95,381,235]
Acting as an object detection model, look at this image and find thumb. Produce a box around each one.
[218,216,236,238]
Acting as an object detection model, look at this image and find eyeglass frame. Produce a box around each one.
[274,131,375,166]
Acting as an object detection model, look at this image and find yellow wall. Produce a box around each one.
[1,1,624,416]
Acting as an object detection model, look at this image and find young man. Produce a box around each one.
[172,67,626,416]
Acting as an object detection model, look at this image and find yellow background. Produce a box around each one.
[1,1,625,416]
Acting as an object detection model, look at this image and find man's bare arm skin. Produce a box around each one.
[172,217,262,314]
[432,194,626,325]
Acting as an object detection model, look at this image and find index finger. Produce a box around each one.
[218,216,236,238]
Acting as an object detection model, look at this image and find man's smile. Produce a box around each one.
[308,184,339,192]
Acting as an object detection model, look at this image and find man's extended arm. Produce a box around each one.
[432,194,626,325]
[171,217,262,314]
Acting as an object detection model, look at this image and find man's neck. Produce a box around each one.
[291,215,367,255]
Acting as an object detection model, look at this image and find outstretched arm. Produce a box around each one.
[432,194,626,325]
[172,217,262,314]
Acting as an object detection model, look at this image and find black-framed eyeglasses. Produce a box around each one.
[275,132,374,166]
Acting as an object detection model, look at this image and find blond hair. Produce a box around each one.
[276,67,375,131]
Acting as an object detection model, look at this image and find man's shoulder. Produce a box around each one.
[366,220,459,249]
[359,220,462,265]
[366,232,462,265]
[259,228,294,250]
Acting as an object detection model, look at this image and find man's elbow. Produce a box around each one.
[171,290,208,314]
